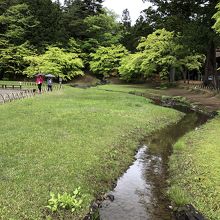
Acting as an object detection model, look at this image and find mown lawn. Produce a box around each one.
[0,85,182,219]
[168,113,220,220]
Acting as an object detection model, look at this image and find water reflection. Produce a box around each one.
[99,111,209,220]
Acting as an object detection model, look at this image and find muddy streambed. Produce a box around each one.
[98,104,211,220]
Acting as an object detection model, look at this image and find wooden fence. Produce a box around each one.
[0,85,61,104]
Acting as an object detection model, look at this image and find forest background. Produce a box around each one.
[1,0,220,86]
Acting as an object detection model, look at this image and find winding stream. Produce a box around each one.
[98,105,210,220]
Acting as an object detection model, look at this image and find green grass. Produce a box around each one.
[97,84,155,93]
[168,113,220,220]
[0,85,182,219]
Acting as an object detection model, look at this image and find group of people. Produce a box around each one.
[36,74,62,93]
[36,75,53,93]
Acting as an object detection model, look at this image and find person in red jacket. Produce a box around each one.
[36,75,44,93]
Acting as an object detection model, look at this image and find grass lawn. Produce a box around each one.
[97,84,159,94]
[0,85,182,219]
[168,113,220,220]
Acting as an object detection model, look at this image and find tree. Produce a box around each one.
[119,29,205,82]
[121,14,154,52]
[90,44,128,77]
[121,8,131,28]
[119,53,143,82]
[83,0,103,15]
[0,3,38,45]
[142,0,220,86]
[84,10,122,47]
[120,9,154,52]
[179,54,205,83]
[0,0,19,14]
[24,46,84,79]
[213,3,220,34]
[0,40,34,79]
[62,0,104,40]
[120,8,133,51]
[22,0,63,47]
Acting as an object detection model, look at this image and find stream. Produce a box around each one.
[98,104,211,220]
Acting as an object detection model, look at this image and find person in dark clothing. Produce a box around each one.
[47,78,53,91]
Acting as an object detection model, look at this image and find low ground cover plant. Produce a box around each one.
[47,187,84,213]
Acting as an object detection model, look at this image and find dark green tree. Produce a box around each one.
[22,0,63,47]
[0,3,38,45]
[120,8,133,51]
[0,0,19,14]
[126,14,153,52]
[121,8,131,28]
[62,0,103,40]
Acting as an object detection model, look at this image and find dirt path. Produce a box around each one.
[160,86,220,111]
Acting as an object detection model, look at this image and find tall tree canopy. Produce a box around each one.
[0,0,219,83]
[119,29,205,82]
[142,0,219,84]
[62,0,104,40]
[24,46,84,79]
[0,3,38,45]
[90,44,128,77]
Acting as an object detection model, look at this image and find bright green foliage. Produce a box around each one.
[84,10,122,47]
[24,46,84,79]
[119,29,177,81]
[90,44,128,77]
[0,3,38,45]
[0,41,34,79]
[47,187,84,213]
[137,29,178,78]
[142,0,219,54]
[213,3,220,34]
[66,38,82,54]
[142,0,219,81]
[179,54,205,72]
[119,53,143,81]
[119,29,205,81]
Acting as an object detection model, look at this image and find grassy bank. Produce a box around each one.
[0,86,182,219]
[168,114,220,220]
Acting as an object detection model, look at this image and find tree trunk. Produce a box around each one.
[204,40,216,87]
[182,69,186,83]
[187,70,190,84]
[169,67,175,82]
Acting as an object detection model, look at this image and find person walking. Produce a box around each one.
[36,75,44,93]
[47,77,53,91]
[59,77,62,88]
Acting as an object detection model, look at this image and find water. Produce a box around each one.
[99,109,210,220]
